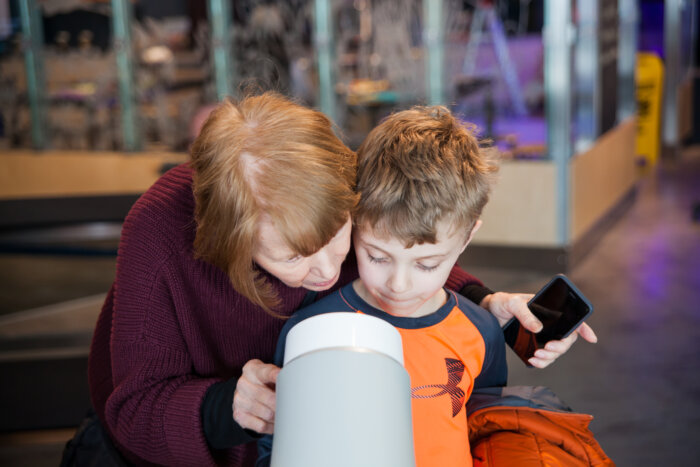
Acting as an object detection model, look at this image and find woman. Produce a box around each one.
[88,93,595,466]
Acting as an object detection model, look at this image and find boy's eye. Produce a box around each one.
[417,263,439,272]
[286,255,303,263]
[367,253,388,264]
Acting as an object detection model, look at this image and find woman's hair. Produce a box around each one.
[190,92,358,314]
[355,105,499,246]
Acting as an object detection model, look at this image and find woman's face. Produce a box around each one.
[253,216,353,291]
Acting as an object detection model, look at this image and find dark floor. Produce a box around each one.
[1,147,699,466]
[466,146,700,466]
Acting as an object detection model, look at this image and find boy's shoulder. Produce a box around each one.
[451,290,502,339]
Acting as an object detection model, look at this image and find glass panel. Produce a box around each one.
[331,0,425,148]
[0,0,40,149]
[444,0,548,160]
[133,2,208,151]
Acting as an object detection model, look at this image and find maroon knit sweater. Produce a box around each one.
[88,163,483,466]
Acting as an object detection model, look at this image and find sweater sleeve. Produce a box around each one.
[202,378,259,449]
[445,263,483,290]
[104,259,223,466]
[445,263,495,305]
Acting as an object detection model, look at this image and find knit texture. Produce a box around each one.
[88,163,483,466]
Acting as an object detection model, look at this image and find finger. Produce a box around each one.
[236,379,277,413]
[576,322,598,343]
[532,347,561,362]
[507,295,542,333]
[527,356,553,369]
[543,333,578,354]
[233,409,274,435]
[243,360,281,386]
[233,394,276,426]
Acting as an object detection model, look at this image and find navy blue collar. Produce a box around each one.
[338,282,457,329]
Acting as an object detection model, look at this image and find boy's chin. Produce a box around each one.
[379,301,424,318]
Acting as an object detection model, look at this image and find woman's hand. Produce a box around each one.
[233,359,280,434]
[480,292,598,369]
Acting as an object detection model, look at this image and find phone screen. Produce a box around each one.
[503,275,593,365]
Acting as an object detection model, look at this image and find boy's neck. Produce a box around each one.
[351,279,447,318]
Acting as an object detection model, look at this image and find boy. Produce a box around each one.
[258,106,506,466]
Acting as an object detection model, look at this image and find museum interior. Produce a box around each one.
[0,0,699,465]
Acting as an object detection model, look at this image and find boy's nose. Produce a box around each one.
[387,268,410,294]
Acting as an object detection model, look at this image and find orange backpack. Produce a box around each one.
[467,386,615,467]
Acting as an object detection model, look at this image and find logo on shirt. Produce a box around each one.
[411,358,466,417]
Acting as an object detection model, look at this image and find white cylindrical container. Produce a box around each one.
[271,312,415,467]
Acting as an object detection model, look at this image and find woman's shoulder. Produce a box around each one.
[135,163,195,215]
[120,163,197,256]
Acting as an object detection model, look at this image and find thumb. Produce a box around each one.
[509,297,542,333]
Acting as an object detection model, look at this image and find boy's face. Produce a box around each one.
[353,220,480,318]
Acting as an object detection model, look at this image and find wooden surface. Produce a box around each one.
[474,119,638,247]
[571,118,638,241]
[0,150,187,199]
[474,159,559,246]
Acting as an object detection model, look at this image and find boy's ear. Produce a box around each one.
[461,219,483,251]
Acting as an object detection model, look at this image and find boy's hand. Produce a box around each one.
[233,359,280,434]
[480,292,598,368]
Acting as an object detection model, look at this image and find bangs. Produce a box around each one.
[360,209,471,248]
[358,204,442,248]
[257,150,357,257]
[275,204,349,257]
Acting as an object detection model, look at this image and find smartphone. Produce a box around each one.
[503,274,593,366]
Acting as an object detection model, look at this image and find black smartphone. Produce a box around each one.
[503,274,593,366]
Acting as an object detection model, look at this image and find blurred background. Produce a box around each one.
[0,0,698,465]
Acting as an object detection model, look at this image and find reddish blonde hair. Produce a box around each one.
[190,93,358,313]
[355,105,499,246]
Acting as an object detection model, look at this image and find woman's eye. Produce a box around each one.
[286,255,302,263]
[417,263,439,272]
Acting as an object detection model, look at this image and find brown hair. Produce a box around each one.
[355,105,498,246]
[190,92,358,313]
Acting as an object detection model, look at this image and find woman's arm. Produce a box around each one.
[448,264,597,368]
[201,360,279,450]
[103,263,223,465]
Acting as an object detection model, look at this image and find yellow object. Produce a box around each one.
[635,52,664,167]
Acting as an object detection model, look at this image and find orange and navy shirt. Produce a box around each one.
[269,283,507,467]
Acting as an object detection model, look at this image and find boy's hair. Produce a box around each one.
[355,106,498,246]
[190,92,358,314]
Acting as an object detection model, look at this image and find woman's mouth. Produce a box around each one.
[309,273,339,288]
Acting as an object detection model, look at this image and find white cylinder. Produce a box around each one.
[272,312,415,467]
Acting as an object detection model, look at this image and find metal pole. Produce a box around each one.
[662,0,681,156]
[314,0,335,122]
[574,0,599,152]
[617,0,638,121]
[208,0,233,101]
[111,0,141,151]
[544,0,574,246]
[18,0,47,149]
[423,0,444,105]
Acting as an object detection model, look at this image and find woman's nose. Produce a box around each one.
[309,248,337,280]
